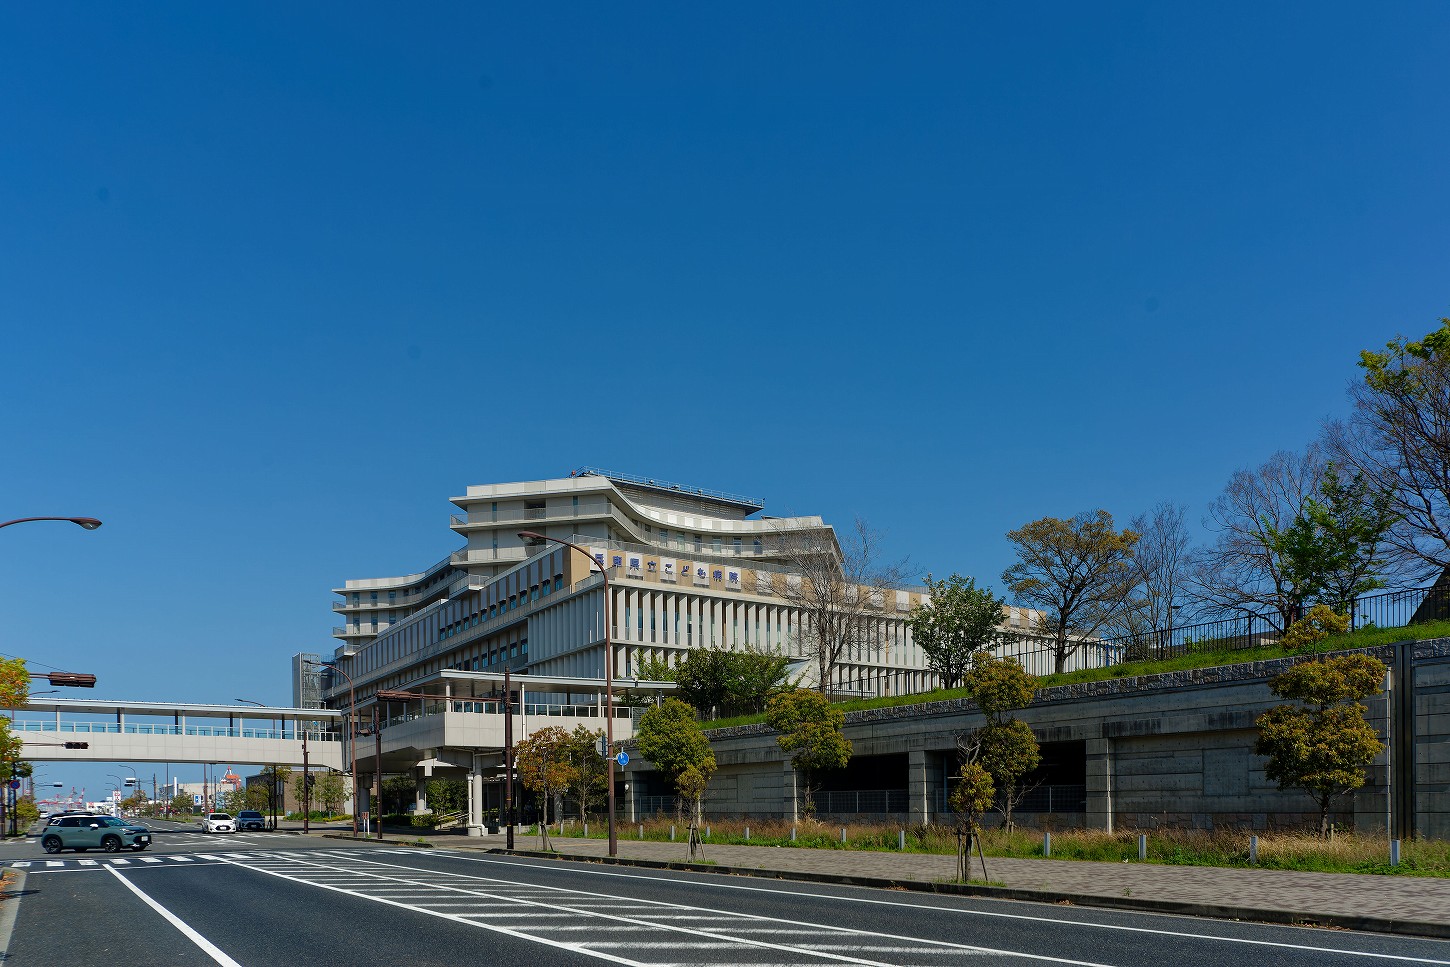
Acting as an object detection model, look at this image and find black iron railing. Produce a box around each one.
[1094,583,1450,663]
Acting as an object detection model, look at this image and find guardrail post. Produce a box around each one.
[840,827,846,844]
[638,823,643,839]
[1138,834,1147,861]
[898,829,906,851]
[744,826,750,841]
[1249,835,1258,865]
[791,826,796,842]
[1391,839,1401,866]
[1044,831,1051,857]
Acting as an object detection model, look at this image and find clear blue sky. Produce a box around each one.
[3,3,1448,797]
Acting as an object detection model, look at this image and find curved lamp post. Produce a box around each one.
[517,530,617,857]
[306,660,358,837]
[0,517,102,532]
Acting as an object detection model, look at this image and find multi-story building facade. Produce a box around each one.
[303,469,1104,831]
[322,468,958,705]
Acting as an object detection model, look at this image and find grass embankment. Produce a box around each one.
[701,619,1450,731]
[551,819,1450,876]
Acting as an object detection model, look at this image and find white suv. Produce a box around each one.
[200,812,236,834]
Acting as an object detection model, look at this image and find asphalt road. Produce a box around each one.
[4,824,1450,967]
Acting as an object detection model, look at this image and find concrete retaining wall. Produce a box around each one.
[623,639,1450,837]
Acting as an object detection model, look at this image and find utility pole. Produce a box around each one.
[302,729,311,833]
[373,705,383,840]
[504,665,514,851]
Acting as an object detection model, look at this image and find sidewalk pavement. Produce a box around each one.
[338,828,1450,938]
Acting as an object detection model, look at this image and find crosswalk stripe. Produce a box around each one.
[142,858,163,864]
[169,856,194,862]
[46,861,62,867]
[78,859,97,866]
[110,859,131,865]
[11,862,29,868]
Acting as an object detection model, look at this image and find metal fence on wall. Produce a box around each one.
[1095,582,1450,664]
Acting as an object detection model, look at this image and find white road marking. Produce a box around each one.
[230,852,1113,967]
[141,858,162,864]
[109,859,130,865]
[11,862,28,868]
[78,859,97,866]
[45,861,62,868]
[105,866,244,966]
[423,851,1450,965]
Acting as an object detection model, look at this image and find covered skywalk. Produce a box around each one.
[13,698,345,770]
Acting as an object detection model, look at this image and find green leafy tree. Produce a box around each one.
[563,725,608,823]
[1003,511,1140,674]
[382,775,414,814]
[766,688,852,816]
[674,647,792,718]
[515,726,577,850]
[1190,448,1326,629]
[949,762,994,883]
[673,648,733,716]
[0,659,30,832]
[1255,653,1386,835]
[908,573,1006,690]
[14,795,40,831]
[169,792,193,816]
[220,787,249,813]
[959,654,1040,828]
[424,777,465,815]
[1329,318,1450,579]
[635,698,716,859]
[633,654,676,682]
[1266,465,1396,622]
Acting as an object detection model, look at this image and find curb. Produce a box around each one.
[0,871,26,964]
[494,848,1450,940]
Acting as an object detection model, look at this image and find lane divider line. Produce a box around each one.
[104,866,245,967]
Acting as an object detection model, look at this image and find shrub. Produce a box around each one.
[1281,605,1351,651]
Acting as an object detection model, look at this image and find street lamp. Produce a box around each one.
[517,530,618,857]
[0,517,102,532]
[306,660,358,838]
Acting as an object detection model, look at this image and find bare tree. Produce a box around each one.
[773,518,907,694]
[1326,319,1450,583]
[1106,501,1195,656]
[1002,510,1140,674]
[1188,447,1326,630]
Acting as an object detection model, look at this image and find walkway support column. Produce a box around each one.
[1086,736,1114,832]
[908,749,932,826]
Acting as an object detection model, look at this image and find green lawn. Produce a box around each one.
[700,619,1450,731]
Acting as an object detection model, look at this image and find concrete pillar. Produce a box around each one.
[415,772,429,815]
[1085,736,1113,831]
[908,749,934,826]
[466,770,484,836]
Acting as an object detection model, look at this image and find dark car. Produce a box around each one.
[41,815,152,853]
[235,810,267,832]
